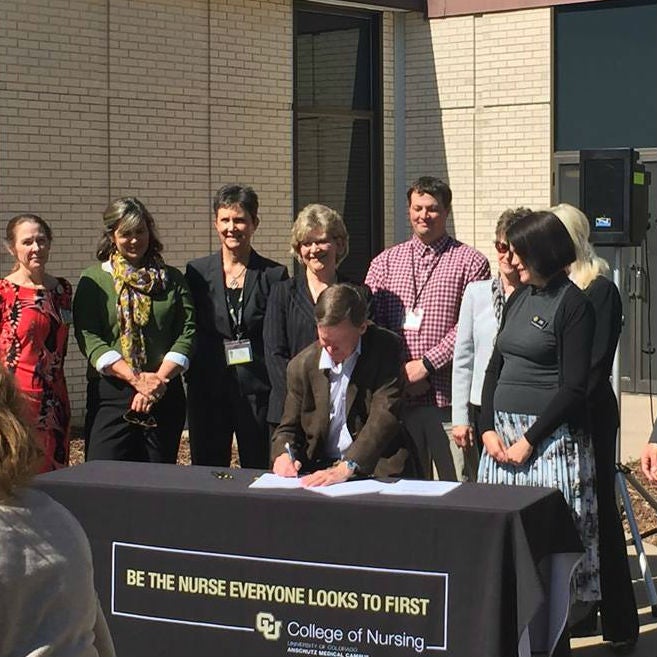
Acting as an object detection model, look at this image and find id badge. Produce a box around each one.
[59,308,73,325]
[403,307,424,331]
[530,315,548,330]
[224,339,253,366]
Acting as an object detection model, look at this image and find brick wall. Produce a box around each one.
[404,7,553,264]
[2,2,549,423]
[0,0,293,421]
[381,12,396,246]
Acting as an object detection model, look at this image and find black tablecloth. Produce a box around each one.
[36,462,583,657]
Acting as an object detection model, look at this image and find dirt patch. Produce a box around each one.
[68,429,234,468]
[623,460,657,546]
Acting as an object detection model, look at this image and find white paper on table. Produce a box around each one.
[248,473,304,489]
[378,479,461,496]
[306,479,388,497]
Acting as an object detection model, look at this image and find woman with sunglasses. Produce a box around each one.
[451,207,531,456]
[478,210,599,655]
[73,198,195,463]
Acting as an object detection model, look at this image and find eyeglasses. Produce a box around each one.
[123,410,158,429]
[494,241,510,254]
[300,238,332,248]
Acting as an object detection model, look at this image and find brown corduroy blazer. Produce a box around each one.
[271,324,413,477]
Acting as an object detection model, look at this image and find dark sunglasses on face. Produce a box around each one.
[494,241,510,254]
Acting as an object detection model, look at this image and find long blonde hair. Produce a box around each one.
[551,202,609,290]
[0,366,42,502]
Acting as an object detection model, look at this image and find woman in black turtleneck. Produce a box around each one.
[478,211,599,656]
[553,203,638,651]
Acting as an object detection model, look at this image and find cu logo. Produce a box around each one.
[255,612,282,641]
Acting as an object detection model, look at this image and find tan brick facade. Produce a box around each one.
[381,12,397,246]
[0,0,294,419]
[1,1,554,422]
[404,7,553,263]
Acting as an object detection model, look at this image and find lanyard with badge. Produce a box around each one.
[403,248,441,331]
[224,286,254,366]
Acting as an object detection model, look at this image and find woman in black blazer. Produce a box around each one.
[186,185,288,468]
[263,204,350,426]
[553,203,638,651]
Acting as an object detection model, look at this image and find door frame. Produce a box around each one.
[292,0,384,280]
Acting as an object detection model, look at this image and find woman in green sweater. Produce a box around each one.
[73,198,195,463]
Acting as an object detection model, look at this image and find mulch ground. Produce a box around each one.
[623,460,657,546]
[68,429,235,470]
[68,432,657,544]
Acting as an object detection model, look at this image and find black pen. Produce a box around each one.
[284,441,295,462]
[284,441,299,477]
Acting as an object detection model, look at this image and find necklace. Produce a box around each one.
[307,271,336,303]
[307,279,329,303]
[226,266,246,289]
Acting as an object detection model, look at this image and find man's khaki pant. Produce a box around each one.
[402,405,479,481]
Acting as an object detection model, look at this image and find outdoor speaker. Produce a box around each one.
[579,148,650,246]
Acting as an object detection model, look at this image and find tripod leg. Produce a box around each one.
[616,469,657,616]
[623,471,657,514]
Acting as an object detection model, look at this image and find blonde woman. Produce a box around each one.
[552,202,638,651]
[0,365,115,656]
[263,204,351,426]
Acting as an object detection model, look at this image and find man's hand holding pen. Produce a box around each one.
[272,442,302,477]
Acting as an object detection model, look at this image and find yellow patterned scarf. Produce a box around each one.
[110,251,168,372]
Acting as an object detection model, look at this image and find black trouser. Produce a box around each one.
[591,392,639,643]
[552,627,571,657]
[468,403,484,456]
[187,383,270,469]
[84,376,185,464]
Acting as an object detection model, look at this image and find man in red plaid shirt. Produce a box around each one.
[365,177,490,480]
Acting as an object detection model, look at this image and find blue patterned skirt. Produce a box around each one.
[477,411,600,603]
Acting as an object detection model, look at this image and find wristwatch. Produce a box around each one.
[421,356,436,374]
[341,458,359,474]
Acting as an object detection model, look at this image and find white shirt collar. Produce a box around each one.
[318,338,362,375]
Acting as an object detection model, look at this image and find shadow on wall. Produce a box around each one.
[404,12,451,235]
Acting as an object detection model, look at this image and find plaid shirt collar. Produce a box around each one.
[410,232,452,257]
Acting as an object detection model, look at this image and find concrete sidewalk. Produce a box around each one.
[572,543,657,656]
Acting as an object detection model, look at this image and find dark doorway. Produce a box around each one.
[294,2,382,283]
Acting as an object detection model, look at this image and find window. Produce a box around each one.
[294,2,382,283]
[554,1,657,392]
[554,0,657,152]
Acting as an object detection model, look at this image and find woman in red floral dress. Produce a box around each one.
[0,214,71,471]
